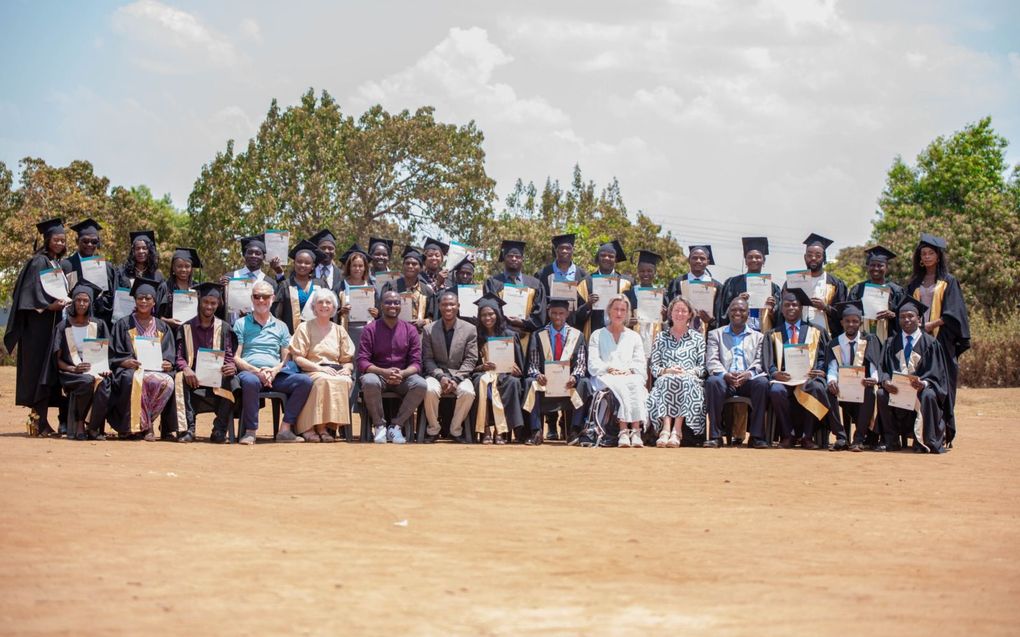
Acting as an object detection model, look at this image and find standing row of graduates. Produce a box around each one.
[5,218,969,451]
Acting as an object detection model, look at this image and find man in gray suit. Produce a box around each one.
[422,289,479,442]
[704,298,771,448]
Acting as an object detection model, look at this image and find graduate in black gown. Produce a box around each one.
[309,229,344,295]
[665,244,722,334]
[367,236,396,291]
[4,218,70,435]
[904,233,970,447]
[383,246,438,330]
[483,240,546,351]
[115,230,167,313]
[271,240,328,334]
[53,282,113,440]
[60,218,117,328]
[420,237,450,291]
[823,301,884,451]
[534,233,589,329]
[160,247,201,330]
[575,239,633,339]
[625,250,666,361]
[717,237,780,332]
[847,245,905,343]
[471,292,526,443]
[876,297,949,453]
[335,243,379,351]
[763,288,846,449]
[781,234,847,337]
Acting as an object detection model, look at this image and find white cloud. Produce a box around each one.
[239,18,262,44]
[111,0,241,72]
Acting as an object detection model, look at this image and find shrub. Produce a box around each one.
[959,313,1020,388]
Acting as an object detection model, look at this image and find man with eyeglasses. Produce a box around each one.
[232,280,312,444]
[357,289,427,444]
[61,218,118,328]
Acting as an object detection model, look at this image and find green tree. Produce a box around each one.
[187,89,496,276]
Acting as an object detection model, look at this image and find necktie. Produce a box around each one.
[247,270,256,280]
[846,341,856,366]
[555,332,563,359]
[904,334,913,362]
[790,324,799,344]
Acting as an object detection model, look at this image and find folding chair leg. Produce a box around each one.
[272,399,281,438]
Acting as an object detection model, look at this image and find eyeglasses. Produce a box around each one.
[382,300,402,305]
[252,294,272,300]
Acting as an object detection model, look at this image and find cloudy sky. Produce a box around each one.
[2,0,1018,277]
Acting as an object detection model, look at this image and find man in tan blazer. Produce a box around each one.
[422,290,479,442]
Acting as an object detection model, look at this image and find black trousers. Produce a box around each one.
[877,386,944,453]
[705,374,769,440]
[769,378,846,441]
[182,387,234,434]
[837,385,876,444]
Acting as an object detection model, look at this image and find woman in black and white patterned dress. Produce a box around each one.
[646,296,706,447]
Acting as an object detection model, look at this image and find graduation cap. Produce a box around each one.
[498,240,527,262]
[130,230,156,246]
[240,234,266,253]
[309,229,337,247]
[36,218,65,237]
[70,218,102,237]
[547,297,572,310]
[401,245,425,265]
[918,233,947,251]
[781,287,812,307]
[289,239,326,263]
[596,239,626,263]
[171,247,202,269]
[636,250,662,267]
[741,236,769,256]
[551,233,576,255]
[194,281,224,300]
[129,276,160,298]
[474,291,507,313]
[70,280,102,301]
[423,237,450,255]
[451,255,475,271]
[687,244,715,265]
[835,300,863,318]
[896,296,929,317]
[803,233,834,251]
[339,243,368,263]
[865,245,897,263]
[368,237,394,254]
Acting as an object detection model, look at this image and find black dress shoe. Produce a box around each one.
[422,434,438,444]
[87,430,106,441]
[800,437,819,450]
[704,438,722,448]
[526,431,543,446]
[545,430,558,441]
[831,440,848,451]
[729,437,742,447]
[209,430,227,444]
[751,438,770,449]
[778,437,794,449]
[177,431,195,443]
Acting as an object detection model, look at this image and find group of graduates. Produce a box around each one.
[4,217,970,453]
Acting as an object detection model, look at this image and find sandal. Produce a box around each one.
[319,431,335,443]
[656,429,670,448]
[482,433,493,444]
[301,431,321,443]
[494,433,507,445]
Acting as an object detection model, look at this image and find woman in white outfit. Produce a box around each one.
[588,294,648,447]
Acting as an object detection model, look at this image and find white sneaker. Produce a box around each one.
[373,426,388,444]
[618,430,632,448]
[389,426,406,444]
[630,429,645,448]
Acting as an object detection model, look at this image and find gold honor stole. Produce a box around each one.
[337,290,348,330]
[895,348,927,451]
[498,284,536,352]
[128,327,168,433]
[577,277,633,340]
[523,328,585,413]
[680,279,716,335]
[474,340,510,434]
[831,339,875,429]
[174,320,235,431]
[289,281,317,332]
[771,327,827,420]
[913,280,947,338]
[63,322,103,421]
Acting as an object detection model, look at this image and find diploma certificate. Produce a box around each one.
[444,241,476,271]
[399,292,415,322]
[172,290,198,323]
[195,348,225,388]
[40,268,69,302]
[134,336,164,372]
[889,373,920,411]
[772,343,810,385]
[745,273,772,308]
[861,283,891,320]
[837,366,866,403]
[80,257,109,290]
[544,360,570,398]
[264,229,290,265]
[686,280,717,317]
[550,278,579,311]
[591,274,620,311]
[457,284,482,317]
[112,288,135,321]
[635,287,665,323]
[486,336,515,374]
[373,271,399,290]
[347,285,375,323]
[226,278,254,315]
[501,284,530,320]
[80,338,110,377]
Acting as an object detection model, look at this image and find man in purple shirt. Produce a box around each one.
[357,289,427,443]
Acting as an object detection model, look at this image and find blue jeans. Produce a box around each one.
[237,370,313,431]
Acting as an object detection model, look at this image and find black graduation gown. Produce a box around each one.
[483,272,546,349]
[534,263,589,329]
[52,318,112,427]
[157,279,196,322]
[574,272,634,340]
[781,272,847,337]
[108,314,177,435]
[847,280,906,342]
[61,252,117,328]
[271,275,328,333]
[717,273,781,332]
[472,329,526,433]
[3,253,64,409]
[384,276,438,324]
[905,274,970,441]
[821,332,883,442]
[877,331,948,453]
[762,322,842,440]
[523,324,590,417]
[665,274,723,333]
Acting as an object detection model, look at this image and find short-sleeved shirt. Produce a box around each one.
[233,313,291,368]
